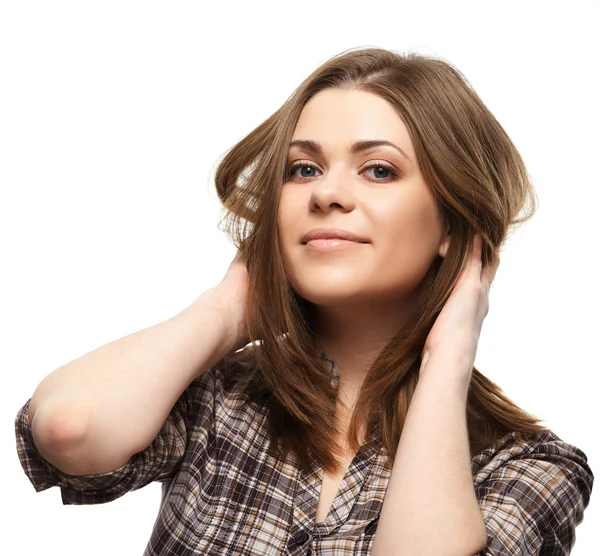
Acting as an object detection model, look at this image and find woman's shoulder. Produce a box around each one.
[193,345,268,415]
[471,429,593,489]
[471,429,594,553]
[187,345,259,392]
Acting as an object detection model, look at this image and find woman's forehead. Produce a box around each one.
[290,90,415,161]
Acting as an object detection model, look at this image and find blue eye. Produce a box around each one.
[288,163,319,179]
[366,164,394,180]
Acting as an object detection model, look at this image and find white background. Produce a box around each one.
[2,1,598,554]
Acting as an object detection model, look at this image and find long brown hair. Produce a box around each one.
[214,46,551,475]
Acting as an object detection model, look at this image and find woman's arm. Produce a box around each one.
[28,286,245,477]
[371,351,487,556]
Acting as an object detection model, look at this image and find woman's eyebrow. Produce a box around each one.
[288,139,411,163]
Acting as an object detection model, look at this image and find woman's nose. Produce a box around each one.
[309,169,356,213]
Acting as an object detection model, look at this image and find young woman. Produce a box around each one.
[16,47,593,555]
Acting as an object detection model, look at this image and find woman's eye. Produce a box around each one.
[285,162,400,181]
[365,164,394,180]
[287,163,320,179]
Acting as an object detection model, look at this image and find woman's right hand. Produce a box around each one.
[205,248,251,352]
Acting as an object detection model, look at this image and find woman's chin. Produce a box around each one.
[295,287,370,307]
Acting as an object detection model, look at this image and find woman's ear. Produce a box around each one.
[438,227,451,258]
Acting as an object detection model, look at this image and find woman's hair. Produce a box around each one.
[214,46,551,475]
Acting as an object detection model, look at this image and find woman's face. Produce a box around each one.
[278,88,449,308]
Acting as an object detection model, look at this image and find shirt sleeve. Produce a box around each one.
[474,433,594,555]
[14,368,217,506]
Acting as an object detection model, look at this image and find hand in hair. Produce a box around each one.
[201,247,250,353]
[421,233,499,378]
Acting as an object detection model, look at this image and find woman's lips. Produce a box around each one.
[304,238,366,251]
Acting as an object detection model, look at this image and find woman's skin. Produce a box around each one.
[278,88,451,408]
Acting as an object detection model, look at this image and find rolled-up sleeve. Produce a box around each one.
[474,433,594,554]
[15,368,216,505]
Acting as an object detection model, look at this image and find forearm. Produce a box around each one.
[371,351,487,555]
[29,289,238,475]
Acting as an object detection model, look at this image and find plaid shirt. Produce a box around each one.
[16,355,593,555]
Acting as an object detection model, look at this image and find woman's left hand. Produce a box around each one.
[421,233,500,378]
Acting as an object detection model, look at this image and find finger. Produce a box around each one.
[456,234,482,290]
[482,254,500,289]
[471,233,483,276]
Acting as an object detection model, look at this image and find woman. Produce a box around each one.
[16,47,593,554]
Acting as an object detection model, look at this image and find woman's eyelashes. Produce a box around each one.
[284,161,402,182]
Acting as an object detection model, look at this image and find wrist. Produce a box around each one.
[421,348,474,371]
[419,350,474,392]
[212,286,249,351]
[178,290,237,351]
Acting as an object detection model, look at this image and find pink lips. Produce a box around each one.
[305,238,365,251]
[301,227,369,244]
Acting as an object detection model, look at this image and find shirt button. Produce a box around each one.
[297,530,310,544]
